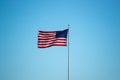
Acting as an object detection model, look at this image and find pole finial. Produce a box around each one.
[68,24,70,29]
[68,24,70,27]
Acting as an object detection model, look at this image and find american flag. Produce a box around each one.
[38,29,68,48]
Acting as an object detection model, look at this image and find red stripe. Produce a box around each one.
[38,44,53,48]
[38,44,52,46]
[38,39,66,43]
[53,43,66,45]
[54,42,66,44]
[38,35,55,37]
[38,45,52,48]
[38,44,66,48]
[38,42,66,46]
[54,41,66,43]
[38,41,54,45]
[38,36,55,38]
[53,42,66,44]
[53,44,66,46]
[38,35,55,38]
[38,37,55,40]
[38,43,66,48]
[38,42,66,45]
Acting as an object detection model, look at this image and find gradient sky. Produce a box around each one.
[0,0,120,80]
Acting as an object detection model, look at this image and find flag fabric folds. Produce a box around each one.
[38,29,68,48]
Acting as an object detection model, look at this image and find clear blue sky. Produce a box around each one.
[0,0,120,80]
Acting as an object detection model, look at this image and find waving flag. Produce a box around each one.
[38,29,68,48]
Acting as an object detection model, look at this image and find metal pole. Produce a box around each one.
[68,24,70,80]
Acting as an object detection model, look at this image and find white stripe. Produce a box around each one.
[38,39,55,41]
[56,38,66,40]
[55,40,66,42]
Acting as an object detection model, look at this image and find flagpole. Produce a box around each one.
[68,24,70,80]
